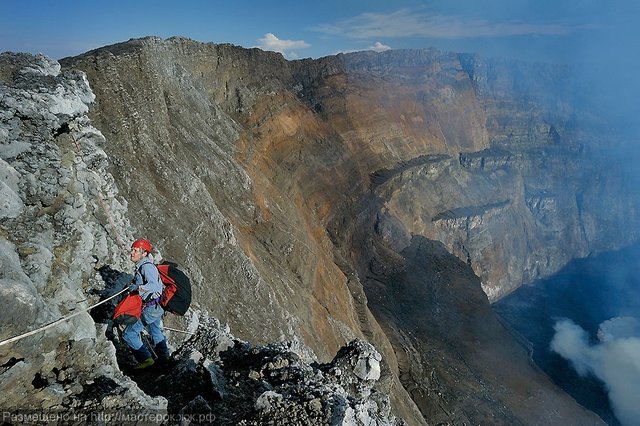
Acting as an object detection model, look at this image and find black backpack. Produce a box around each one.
[157,261,192,315]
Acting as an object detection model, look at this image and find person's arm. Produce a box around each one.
[128,268,145,292]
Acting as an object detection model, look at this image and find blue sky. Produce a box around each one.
[1,0,638,65]
[3,0,640,129]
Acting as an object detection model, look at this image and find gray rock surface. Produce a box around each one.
[121,313,403,425]
[0,51,164,415]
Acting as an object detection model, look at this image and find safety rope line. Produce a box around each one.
[163,326,194,335]
[0,287,129,347]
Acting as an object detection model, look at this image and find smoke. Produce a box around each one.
[551,317,640,426]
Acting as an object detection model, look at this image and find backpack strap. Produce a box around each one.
[135,263,149,286]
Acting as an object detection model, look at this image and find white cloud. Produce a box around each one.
[368,41,391,52]
[257,33,310,59]
[551,318,640,426]
[315,9,582,40]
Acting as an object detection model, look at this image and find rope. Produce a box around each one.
[0,287,129,347]
[163,326,194,335]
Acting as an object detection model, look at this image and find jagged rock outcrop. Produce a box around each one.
[157,315,402,425]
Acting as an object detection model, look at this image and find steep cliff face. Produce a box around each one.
[372,144,636,299]
[1,36,631,424]
[0,52,164,413]
[294,50,638,300]
[60,38,371,361]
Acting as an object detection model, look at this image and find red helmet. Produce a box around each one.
[131,238,152,253]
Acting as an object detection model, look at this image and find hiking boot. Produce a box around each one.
[134,356,155,369]
[131,345,154,369]
[154,339,170,361]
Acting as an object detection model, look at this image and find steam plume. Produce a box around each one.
[550,318,640,426]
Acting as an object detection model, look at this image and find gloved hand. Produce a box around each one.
[128,283,139,292]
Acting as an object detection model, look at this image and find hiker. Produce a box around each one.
[123,238,170,369]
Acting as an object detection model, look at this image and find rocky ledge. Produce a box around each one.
[119,314,402,425]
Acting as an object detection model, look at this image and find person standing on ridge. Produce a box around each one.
[123,238,170,369]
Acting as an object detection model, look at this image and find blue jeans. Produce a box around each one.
[122,303,166,350]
